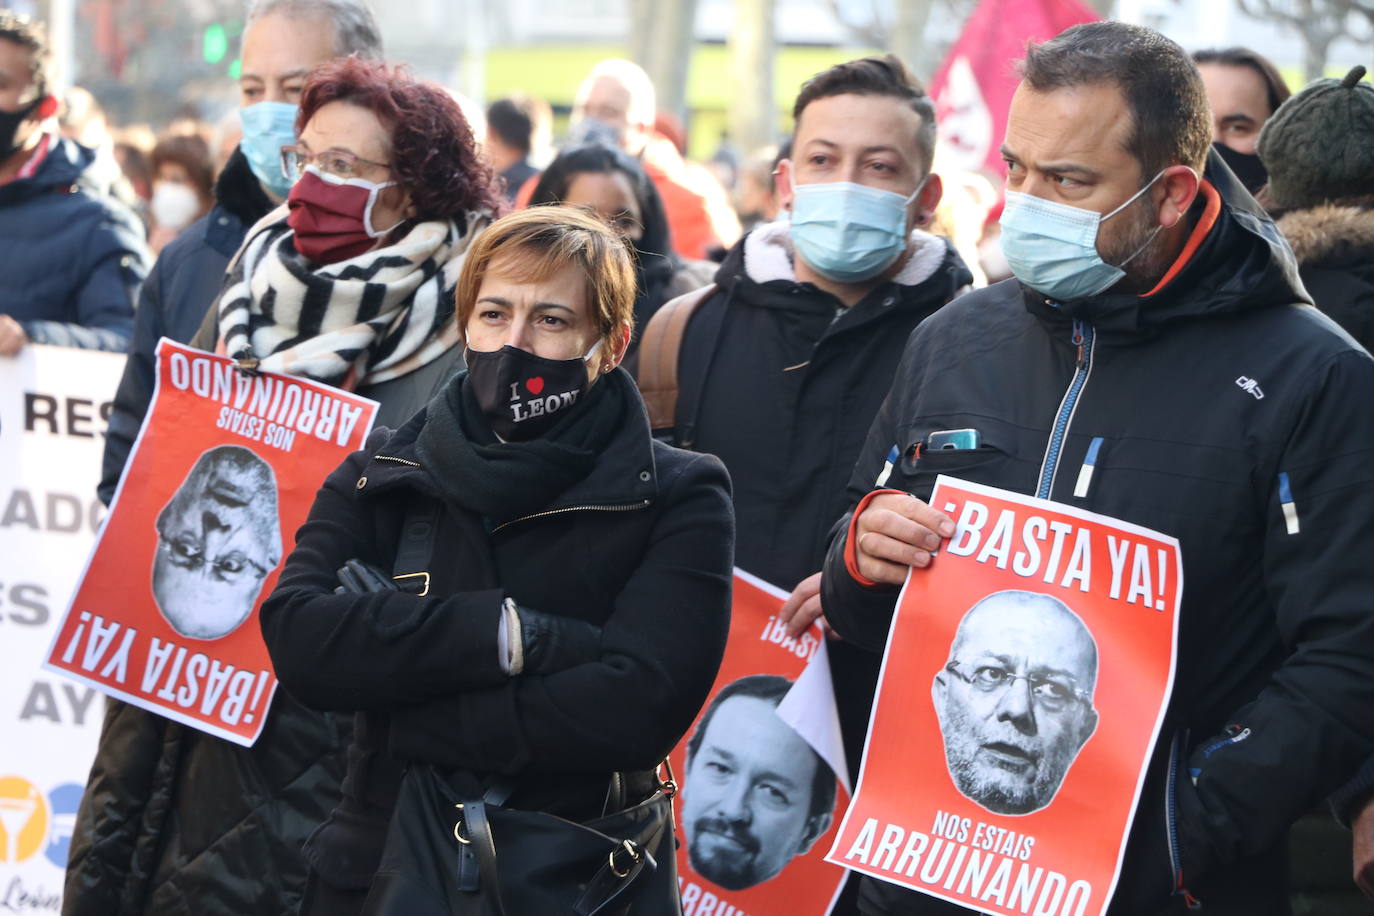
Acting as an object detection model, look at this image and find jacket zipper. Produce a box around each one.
[1036,317,1096,499]
[491,500,651,534]
[375,455,421,467]
[1166,734,1202,909]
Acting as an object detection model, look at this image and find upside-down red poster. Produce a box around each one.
[670,570,851,916]
[45,339,377,747]
[826,477,1180,916]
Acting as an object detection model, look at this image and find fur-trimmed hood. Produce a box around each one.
[1277,202,1374,267]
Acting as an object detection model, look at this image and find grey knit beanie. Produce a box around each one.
[1258,65,1374,209]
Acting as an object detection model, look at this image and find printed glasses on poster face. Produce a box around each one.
[943,659,1091,715]
[279,145,392,181]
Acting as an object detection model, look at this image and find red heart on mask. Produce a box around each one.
[525,376,545,395]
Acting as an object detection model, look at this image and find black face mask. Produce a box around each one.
[0,97,42,161]
[465,344,597,442]
[1213,142,1268,195]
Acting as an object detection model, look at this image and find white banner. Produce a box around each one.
[0,344,123,910]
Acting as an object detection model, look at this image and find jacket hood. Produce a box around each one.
[1276,201,1374,268]
[1025,147,1311,339]
[0,135,97,205]
[714,218,972,313]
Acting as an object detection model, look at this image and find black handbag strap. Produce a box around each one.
[392,496,440,595]
[463,799,507,916]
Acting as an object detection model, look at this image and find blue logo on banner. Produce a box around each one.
[44,782,83,868]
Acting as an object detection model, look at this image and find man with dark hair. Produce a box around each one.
[0,11,147,355]
[824,22,1374,914]
[485,93,549,203]
[637,54,970,912]
[682,675,838,890]
[1193,47,1292,193]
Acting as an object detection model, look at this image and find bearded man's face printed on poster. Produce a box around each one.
[681,676,837,890]
[932,590,1099,816]
[151,446,281,640]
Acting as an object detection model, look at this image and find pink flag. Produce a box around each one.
[930,0,1100,177]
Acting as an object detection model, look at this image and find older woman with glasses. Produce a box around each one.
[189,56,501,419]
[70,56,502,916]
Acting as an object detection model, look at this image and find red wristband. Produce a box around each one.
[843,488,907,588]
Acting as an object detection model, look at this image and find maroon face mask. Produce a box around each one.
[286,166,399,264]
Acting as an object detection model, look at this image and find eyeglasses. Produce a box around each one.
[279,145,391,181]
[944,660,1090,714]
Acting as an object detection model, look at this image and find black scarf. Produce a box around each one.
[415,368,629,522]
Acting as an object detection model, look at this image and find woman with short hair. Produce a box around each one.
[262,205,734,913]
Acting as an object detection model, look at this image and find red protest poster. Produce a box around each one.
[44,339,377,747]
[826,477,1180,916]
[930,0,1098,176]
[670,570,850,916]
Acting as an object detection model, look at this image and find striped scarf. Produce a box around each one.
[216,207,489,387]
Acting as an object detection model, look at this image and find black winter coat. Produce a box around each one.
[671,222,971,790]
[260,368,734,894]
[0,135,148,350]
[1276,201,1374,353]
[822,154,1374,915]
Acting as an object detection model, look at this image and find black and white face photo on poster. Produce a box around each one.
[151,445,281,640]
[932,590,1100,816]
[681,674,838,890]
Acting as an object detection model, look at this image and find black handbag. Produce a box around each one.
[360,764,682,916]
[348,497,683,915]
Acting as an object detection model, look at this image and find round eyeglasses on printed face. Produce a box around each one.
[944,659,1090,714]
[279,145,391,181]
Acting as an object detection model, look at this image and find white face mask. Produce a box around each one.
[151,181,202,231]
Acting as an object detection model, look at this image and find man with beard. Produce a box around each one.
[681,675,837,891]
[822,21,1374,915]
[152,445,281,641]
[933,591,1098,816]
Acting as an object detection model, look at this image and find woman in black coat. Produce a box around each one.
[260,205,734,914]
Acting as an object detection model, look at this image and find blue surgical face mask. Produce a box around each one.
[790,179,924,284]
[239,101,299,199]
[999,171,1166,301]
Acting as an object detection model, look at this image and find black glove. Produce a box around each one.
[335,559,398,594]
[511,603,602,675]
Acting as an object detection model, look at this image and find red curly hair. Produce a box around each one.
[296,57,503,222]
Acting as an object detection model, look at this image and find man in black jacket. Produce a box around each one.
[65,3,384,915]
[646,55,970,912]
[822,22,1374,915]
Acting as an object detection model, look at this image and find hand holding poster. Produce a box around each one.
[827,477,1180,916]
[670,571,850,916]
[44,339,378,747]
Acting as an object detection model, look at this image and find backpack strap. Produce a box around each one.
[637,283,717,439]
[391,496,440,596]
